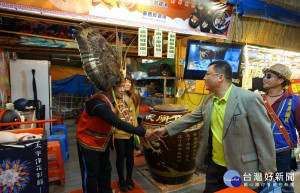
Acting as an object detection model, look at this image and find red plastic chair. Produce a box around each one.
[48,141,65,186]
[52,115,64,125]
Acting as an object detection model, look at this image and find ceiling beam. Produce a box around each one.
[0,8,188,39]
[0,8,192,61]
[0,29,75,42]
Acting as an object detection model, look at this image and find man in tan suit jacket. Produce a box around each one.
[154,61,276,192]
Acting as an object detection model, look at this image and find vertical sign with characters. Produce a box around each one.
[35,140,46,189]
[154,29,163,57]
[138,27,148,56]
[167,31,176,58]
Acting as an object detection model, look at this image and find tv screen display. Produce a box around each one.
[184,40,243,80]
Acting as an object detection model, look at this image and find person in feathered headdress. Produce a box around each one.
[74,23,155,193]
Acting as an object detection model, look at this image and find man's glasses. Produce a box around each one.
[205,73,221,77]
[263,73,280,79]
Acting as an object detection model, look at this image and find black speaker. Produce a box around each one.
[148,63,173,77]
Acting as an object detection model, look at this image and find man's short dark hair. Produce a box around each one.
[208,60,232,82]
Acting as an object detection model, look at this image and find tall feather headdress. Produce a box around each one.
[73,23,123,91]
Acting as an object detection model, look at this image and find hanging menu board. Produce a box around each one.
[167,32,176,58]
[138,27,148,56]
[154,30,163,57]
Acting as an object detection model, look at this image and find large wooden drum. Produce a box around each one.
[141,104,201,184]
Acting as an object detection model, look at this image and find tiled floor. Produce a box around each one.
[49,119,300,193]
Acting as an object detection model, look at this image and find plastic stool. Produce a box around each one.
[47,141,65,185]
[52,125,68,139]
[48,135,69,163]
[52,115,64,125]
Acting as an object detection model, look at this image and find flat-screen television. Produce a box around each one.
[183,40,244,80]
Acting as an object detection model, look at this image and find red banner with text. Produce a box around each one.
[0,48,10,108]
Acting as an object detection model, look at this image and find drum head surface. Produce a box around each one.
[153,104,189,112]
